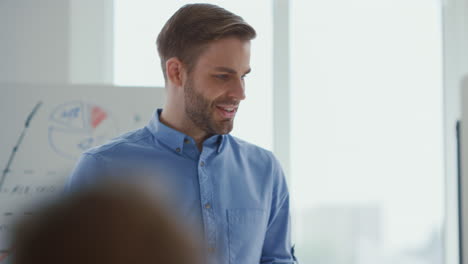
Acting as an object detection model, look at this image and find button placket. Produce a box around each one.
[198,152,216,249]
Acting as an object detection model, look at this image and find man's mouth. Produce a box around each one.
[215,105,238,118]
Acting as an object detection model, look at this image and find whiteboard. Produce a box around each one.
[0,83,165,256]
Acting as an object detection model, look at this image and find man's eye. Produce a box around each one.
[215,74,229,80]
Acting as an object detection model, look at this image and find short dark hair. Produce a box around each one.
[156,3,256,81]
[12,182,202,264]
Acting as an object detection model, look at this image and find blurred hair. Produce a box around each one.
[12,181,202,264]
[156,3,256,81]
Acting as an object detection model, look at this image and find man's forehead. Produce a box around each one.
[198,38,250,57]
[194,38,251,72]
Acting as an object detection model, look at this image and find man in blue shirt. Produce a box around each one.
[68,3,296,264]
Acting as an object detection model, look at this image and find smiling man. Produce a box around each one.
[68,4,296,264]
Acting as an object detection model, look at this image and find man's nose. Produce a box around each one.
[228,78,246,101]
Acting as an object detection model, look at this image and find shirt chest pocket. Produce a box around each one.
[227,209,268,264]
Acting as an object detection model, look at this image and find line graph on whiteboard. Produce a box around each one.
[48,101,118,160]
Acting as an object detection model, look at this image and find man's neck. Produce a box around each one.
[159,109,211,151]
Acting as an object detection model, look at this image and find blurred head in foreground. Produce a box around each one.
[12,181,202,264]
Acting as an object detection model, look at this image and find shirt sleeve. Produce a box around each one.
[65,153,105,193]
[260,154,297,264]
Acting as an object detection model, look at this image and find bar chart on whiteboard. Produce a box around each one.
[0,84,164,260]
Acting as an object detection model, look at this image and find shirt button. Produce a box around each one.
[204,203,211,209]
[175,147,181,153]
[200,161,205,167]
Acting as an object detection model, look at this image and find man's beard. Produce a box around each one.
[184,78,236,135]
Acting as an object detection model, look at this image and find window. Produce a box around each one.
[290,0,444,263]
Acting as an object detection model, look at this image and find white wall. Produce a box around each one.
[0,0,70,83]
[0,0,113,84]
[70,0,114,84]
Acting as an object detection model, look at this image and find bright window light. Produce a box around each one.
[290,0,444,263]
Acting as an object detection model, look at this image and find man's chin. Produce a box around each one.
[213,120,234,135]
[218,130,232,135]
[214,127,233,135]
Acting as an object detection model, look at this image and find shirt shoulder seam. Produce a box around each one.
[84,128,153,156]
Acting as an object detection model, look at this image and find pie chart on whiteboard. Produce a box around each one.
[48,101,118,160]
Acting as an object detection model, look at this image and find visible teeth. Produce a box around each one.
[223,108,234,112]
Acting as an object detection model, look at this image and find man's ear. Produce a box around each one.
[166,57,185,87]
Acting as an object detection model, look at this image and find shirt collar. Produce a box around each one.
[146,109,225,154]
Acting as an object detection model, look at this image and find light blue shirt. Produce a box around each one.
[68,109,295,264]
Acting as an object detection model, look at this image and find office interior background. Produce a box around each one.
[1,0,468,263]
